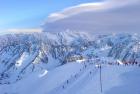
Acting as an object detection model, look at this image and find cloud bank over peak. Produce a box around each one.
[47,2,104,22]
[0,28,42,35]
[46,0,139,22]
[43,0,140,34]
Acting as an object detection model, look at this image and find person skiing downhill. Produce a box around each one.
[62,85,65,89]
[66,80,69,84]
[90,71,92,74]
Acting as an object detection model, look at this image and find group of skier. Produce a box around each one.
[62,58,140,89]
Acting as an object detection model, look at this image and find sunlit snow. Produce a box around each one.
[15,52,29,67]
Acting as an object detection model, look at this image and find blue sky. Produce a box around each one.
[0,0,100,30]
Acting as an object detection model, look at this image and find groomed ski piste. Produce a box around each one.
[0,58,140,94]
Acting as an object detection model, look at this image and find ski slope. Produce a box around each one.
[1,60,140,94]
[44,62,140,94]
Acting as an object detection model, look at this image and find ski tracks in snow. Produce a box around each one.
[47,62,99,94]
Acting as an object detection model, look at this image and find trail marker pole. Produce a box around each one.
[99,64,103,93]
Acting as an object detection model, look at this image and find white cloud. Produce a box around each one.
[46,0,139,22]
[47,2,106,22]
[0,28,42,35]
[44,0,140,34]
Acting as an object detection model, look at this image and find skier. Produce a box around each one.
[135,61,138,65]
[85,65,87,68]
[66,80,69,84]
[90,71,92,74]
[117,61,120,66]
[75,74,78,78]
[62,85,65,89]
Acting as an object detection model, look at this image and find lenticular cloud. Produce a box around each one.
[43,0,140,34]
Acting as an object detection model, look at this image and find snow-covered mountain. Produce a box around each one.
[1,0,140,93]
[0,32,140,94]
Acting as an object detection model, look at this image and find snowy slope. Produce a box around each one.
[0,32,140,94]
[0,61,140,94]
[45,63,140,94]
